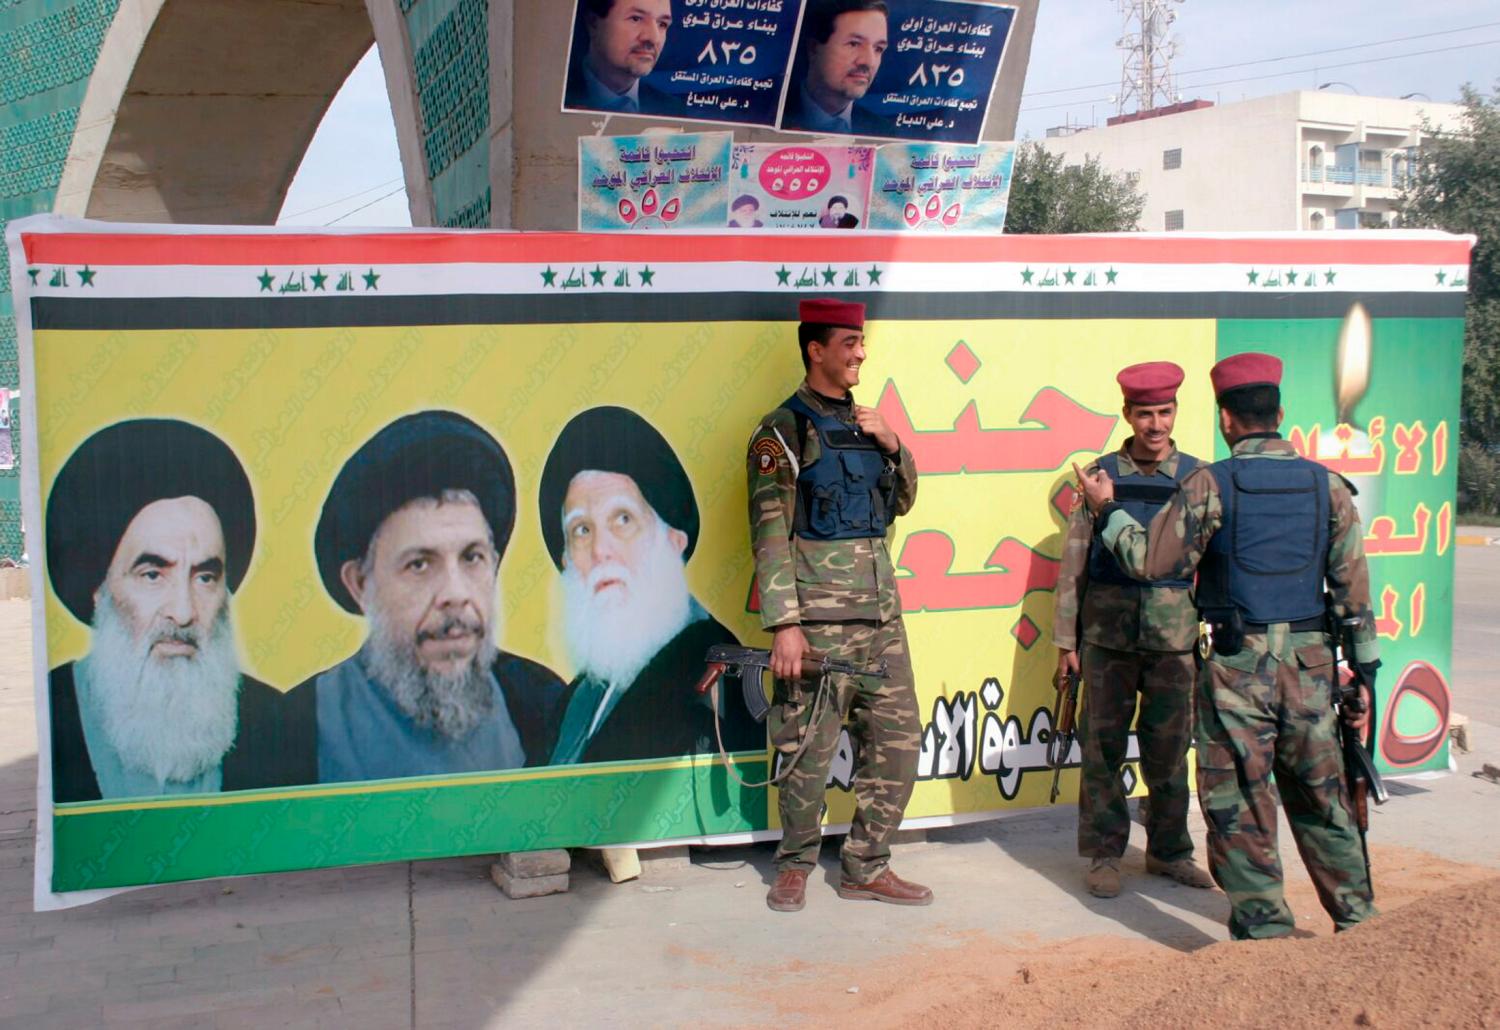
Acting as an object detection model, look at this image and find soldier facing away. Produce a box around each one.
[1076,352,1380,939]
[746,297,930,912]
[1053,362,1214,898]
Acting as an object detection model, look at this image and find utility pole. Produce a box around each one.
[1116,0,1184,115]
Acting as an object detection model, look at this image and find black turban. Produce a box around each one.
[46,419,256,625]
[538,406,698,570]
[315,410,515,613]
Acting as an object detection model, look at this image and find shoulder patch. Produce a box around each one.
[752,436,785,475]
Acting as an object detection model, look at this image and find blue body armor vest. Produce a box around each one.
[1087,451,1198,589]
[1196,453,1329,625]
[783,394,895,541]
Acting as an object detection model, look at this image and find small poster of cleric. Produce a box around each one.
[778,0,1015,144]
[867,141,1015,231]
[728,143,875,229]
[562,0,801,127]
[0,388,13,469]
[579,131,732,230]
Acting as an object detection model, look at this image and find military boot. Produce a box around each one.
[1085,858,1121,898]
[1146,855,1215,889]
[767,868,809,912]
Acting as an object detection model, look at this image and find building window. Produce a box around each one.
[1163,148,1182,170]
[1164,209,1184,231]
[1309,211,1325,231]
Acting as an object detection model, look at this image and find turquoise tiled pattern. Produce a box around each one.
[0,0,123,560]
[404,0,491,227]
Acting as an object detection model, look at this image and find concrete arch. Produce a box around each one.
[56,0,379,224]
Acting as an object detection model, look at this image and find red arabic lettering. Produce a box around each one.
[1378,660,1452,768]
[1437,501,1452,555]
[1410,583,1426,637]
[1364,503,1430,556]
[1432,421,1449,475]
[876,381,1117,475]
[1393,420,1427,474]
[896,533,1060,613]
[1374,585,1403,639]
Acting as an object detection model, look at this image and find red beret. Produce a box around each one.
[799,298,865,329]
[1211,352,1283,397]
[1116,361,1184,405]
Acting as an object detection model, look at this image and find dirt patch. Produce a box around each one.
[763,845,1500,1028]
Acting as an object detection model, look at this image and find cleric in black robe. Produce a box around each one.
[44,420,315,803]
[296,411,565,784]
[539,406,764,764]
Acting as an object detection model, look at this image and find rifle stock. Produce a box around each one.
[1047,670,1081,804]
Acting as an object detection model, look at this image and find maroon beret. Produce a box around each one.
[799,298,865,329]
[1211,352,1283,397]
[1116,361,1184,405]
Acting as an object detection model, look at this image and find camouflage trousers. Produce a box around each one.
[1196,631,1376,939]
[769,618,920,884]
[1077,644,1196,862]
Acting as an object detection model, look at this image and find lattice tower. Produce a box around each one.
[1115,0,1184,115]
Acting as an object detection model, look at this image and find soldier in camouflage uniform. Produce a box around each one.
[1077,352,1380,940]
[1053,362,1214,899]
[747,298,929,913]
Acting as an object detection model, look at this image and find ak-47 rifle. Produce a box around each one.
[1332,612,1389,879]
[1047,668,1082,804]
[692,644,890,723]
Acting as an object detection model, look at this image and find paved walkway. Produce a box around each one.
[1,556,1497,1028]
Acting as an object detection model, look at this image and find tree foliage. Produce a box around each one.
[1402,83,1500,453]
[1005,141,1146,234]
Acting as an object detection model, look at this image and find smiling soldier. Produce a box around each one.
[301,411,565,784]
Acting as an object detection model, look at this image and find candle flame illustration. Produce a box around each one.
[1336,302,1372,427]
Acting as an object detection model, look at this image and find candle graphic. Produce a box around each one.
[1319,302,1382,524]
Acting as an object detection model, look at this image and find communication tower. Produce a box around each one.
[1115,0,1184,115]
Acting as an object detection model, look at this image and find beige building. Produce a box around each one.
[1041,91,1466,232]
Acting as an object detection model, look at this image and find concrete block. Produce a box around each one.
[1449,712,1471,753]
[600,847,641,884]
[496,849,570,879]
[638,845,691,876]
[489,864,568,900]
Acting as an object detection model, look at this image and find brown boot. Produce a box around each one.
[767,868,809,912]
[836,869,933,906]
[1085,858,1121,898]
[1146,855,1215,889]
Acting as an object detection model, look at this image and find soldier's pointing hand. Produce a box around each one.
[1073,462,1116,513]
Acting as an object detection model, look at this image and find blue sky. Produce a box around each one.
[277,3,1500,228]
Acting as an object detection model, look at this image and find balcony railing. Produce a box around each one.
[1301,165,1413,189]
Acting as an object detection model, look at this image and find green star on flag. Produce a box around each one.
[1246,269,1259,285]
[1105,267,1118,285]
[1435,270,1446,285]
[775,265,792,286]
[310,269,328,291]
[638,265,656,286]
[1285,269,1298,285]
[866,265,882,285]
[541,266,558,287]
[27,268,40,286]
[1325,269,1337,285]
[590,265,606,286]
[78,265,97,287]
[1063,268,1076,285]
[362,268,381,290]
[1021,267,1034,284]
[258,269,276,292]
[820,265,837,285]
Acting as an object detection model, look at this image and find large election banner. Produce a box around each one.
[7,220,1469,908]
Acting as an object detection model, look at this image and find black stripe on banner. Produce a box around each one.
[31,290,1468,330]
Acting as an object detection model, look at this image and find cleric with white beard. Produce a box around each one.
[300,410,566,784]
[44,420,315,803]
[539,406,763,764]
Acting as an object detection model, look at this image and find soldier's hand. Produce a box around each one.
[1056,649,1079,686]
[1073,462,1115,513]
[771,624,810,681]
[854,405,900,455]
[1341,682,1373,735]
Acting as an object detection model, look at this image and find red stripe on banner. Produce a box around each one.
[21,231,1475,267]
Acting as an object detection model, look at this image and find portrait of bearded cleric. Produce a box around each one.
[298,410,566,784]
[44,419,315,803]
[539,406,763,764]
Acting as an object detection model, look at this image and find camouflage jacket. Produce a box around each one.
[747,381,918,628]
[1098,434,1379,665]
[1053,442,1199,655]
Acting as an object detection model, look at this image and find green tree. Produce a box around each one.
[1005,141,1146,234]
[1402,83,1500,460]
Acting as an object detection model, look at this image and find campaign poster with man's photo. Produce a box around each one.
[727,143,875,229]
[866,140,1015,231]
[579,131,733,230]
[778,0,1016,144]
[0,388,14,470]
[561,0,801,126]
